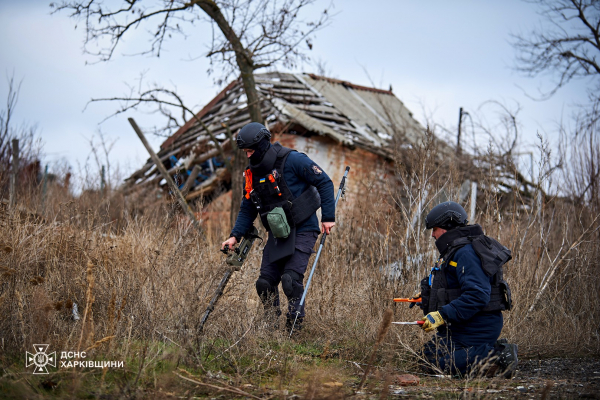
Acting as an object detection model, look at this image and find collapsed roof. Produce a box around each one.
[124,72,424,199]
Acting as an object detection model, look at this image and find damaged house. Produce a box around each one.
[124,72,425,216]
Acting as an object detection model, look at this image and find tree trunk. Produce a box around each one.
[230,146,247,230]
[238,68,264,124]
[196,1,264,124]
[196,1,264,230]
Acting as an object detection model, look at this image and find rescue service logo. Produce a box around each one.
[25,345,124,374]
[311,165,322,174]
[26,344,56,374]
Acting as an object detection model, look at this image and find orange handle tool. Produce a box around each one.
[268,174,282,196]
[393,297,422,303]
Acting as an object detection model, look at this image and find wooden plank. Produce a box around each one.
[126,136,211,182]
[128,118,206,240]
[273,94,326,104]
[308,112,353,125]
[316,118,359,133]
[160,79,240,150]
[256,80,307,90]
[9,139,19,210]
[294,103,342,114]
[263,87,317,97]
[126,139,231,192]
[182,164,202,196]
[186,168,229,201]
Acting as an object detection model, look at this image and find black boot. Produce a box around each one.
[286,316,303,334]
[472,339,517,378]
[496,342,518,378]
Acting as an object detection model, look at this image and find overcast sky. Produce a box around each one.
[0,1,589,186]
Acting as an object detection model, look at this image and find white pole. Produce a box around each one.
[470,181,478,223]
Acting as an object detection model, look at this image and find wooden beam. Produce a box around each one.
[182,164,201,196]
[9,139,19,210]
[128,118,206,241]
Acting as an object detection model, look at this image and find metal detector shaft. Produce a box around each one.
[289,166,350,337]
[197,227,260,335]
[197,270,233,334]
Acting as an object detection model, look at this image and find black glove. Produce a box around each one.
[409,292,421,309]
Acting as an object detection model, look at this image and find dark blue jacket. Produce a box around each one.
[231,151,335,239]
[437,244,503,346]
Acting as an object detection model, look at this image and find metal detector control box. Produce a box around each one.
[226,226,260,268]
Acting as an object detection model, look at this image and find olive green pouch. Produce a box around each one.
[267,207,291,239]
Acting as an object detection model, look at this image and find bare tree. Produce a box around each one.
[53,0,330,225]
[512,0,599,104]
[53,0,330,126]
[0,74,41,198]
[83,131,119,191]
[512,0,599,210]
[559,109,600,211]
[87,75,196,139]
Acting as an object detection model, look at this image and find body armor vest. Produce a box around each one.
[246,143,321,231]
[420,225,513,315]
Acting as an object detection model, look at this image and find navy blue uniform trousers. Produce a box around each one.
[421,311,502,376]
[259,231,318,319]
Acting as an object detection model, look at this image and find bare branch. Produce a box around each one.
[53,1,198,61]
[512,0,600,98]
[88,79,232,172]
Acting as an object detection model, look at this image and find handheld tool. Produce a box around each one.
[392,321,425,326]
[197,227,261,335]
[393,297,422,303]
[268,174,282,196]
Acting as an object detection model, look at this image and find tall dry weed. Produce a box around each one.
[0,129,598,396]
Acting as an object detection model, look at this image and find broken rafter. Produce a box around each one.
[126,136,212,183]
[186,167,229,201]
[128,118,206,240]
[124,140,231,194]
[161,79,239,150]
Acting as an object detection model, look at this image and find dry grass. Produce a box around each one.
[0,135,598,398]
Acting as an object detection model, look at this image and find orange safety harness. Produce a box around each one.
[244,169,253,199]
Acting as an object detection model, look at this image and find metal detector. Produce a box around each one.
[197,226,261,335]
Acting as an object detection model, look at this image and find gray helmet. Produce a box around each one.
[425,201,468,230]
[236,122,271,150]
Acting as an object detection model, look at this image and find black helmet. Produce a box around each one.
[425,201,468,230]
[236,122,271,150]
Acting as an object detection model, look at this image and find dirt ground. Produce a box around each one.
[515,358,600,398]
[3,355,600,399]
[390,358,600,399]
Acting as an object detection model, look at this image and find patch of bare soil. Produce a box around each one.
[384,358,600,399]
[513,358,600,399]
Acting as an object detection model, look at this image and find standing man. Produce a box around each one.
[221,122,336,331]
[417,201,518,377]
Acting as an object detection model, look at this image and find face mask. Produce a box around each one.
[249,139,271,165]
